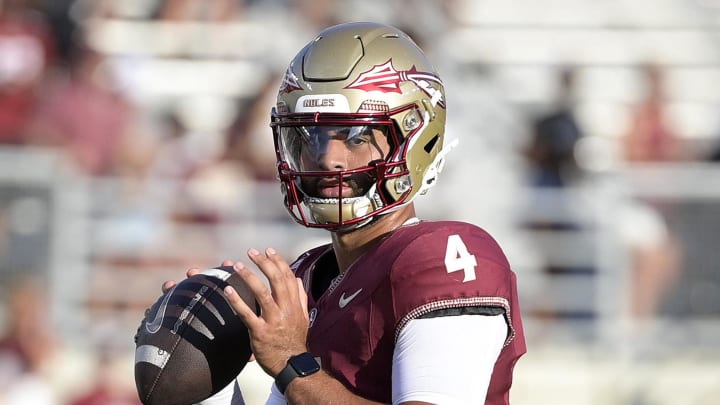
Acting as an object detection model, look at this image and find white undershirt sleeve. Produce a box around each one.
[264,383,287,405]
[197,376,284,405]
[391,314,507,405]
[197,377,245,405]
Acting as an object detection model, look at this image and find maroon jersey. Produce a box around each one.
[291,220,526,404]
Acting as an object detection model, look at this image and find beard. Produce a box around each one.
[300,171,376,200]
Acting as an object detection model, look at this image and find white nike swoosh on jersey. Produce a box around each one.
[338,288,363,308]
[145,286,176,334]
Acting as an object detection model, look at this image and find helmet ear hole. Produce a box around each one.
[423,134,440,154]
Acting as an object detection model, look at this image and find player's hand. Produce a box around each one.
[161,260,234,293]
[224,248,309,378]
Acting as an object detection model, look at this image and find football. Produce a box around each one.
[134,266,257,405]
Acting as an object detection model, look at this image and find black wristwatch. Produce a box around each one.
[275,352,321,394]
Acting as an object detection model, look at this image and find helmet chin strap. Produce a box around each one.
[303,185,380,230]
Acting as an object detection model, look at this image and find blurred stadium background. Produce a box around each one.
[1,0,720,404]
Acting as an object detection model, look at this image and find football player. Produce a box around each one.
[180,22,526,405]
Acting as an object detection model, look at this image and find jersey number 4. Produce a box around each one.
[444,234,478,282]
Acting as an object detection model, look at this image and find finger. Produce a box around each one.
[266,247,292,276]
[186,268,201,278]
[161,280,176,293]
[265,247,299,305]
[224,284,264,330]
[220,260,234,267]
[248,248,295,306]
[233,262,280,319]
[296,278,309,321]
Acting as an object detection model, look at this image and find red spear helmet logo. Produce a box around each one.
[345,59,445,108]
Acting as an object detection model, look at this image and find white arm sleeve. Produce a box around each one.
[197,377,245,405]
[264,383,287,405]
[391,314,507,405]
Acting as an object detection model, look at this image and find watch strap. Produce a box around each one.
[275,353,320,394]
[275,362,299,394]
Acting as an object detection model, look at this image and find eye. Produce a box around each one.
[345,126,376,146]
[347,134,370,146]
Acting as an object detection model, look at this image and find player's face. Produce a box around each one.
[291,125,390,199]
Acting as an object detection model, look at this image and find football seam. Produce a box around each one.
[145,284,214,404]
[145,331,181,404]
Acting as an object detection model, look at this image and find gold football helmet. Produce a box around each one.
[271,22,451,231]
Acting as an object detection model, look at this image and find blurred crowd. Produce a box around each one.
[1,0,720,404]
[0,1,349,403]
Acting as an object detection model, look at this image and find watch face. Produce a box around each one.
[290,352,321,376]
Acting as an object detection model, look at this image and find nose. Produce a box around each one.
[317,139,348,171]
